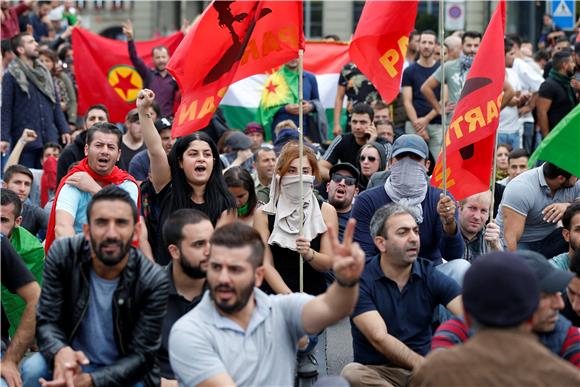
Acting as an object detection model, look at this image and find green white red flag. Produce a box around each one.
[167,0,304,138]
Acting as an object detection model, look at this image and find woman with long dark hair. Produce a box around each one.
[224,166,258,225]
[137,89,236,261]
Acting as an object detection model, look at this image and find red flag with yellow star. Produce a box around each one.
[72,28,183,123]
[167,0,304,138]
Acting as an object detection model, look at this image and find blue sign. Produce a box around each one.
[550,0,576,30]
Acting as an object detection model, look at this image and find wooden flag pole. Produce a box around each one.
[298,49,304,294]
[439,0,448,196]
[489,128,500,222]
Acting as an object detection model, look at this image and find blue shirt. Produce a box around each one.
[352,185,464,264]
[351,256,461,364]
[128,149,150,182]
[71,270,120,366]
[55,180,139,233]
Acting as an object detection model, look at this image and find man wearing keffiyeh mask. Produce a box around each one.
[352,135,466,278]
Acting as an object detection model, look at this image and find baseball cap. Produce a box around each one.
[463,252,540,328]
[154,117,172,131]
[391,134,428,159]
[329,163,360,184]
[517,250,574,293]
[225,131,253,151]
[244,122,264,135]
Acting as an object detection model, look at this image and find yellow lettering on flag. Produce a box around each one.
[178,100,198,125]
[378,36,408,78]
[432,163,456,189]
[464,107,486,133]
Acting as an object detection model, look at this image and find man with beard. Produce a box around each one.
[169,220,365,386]
[157,209,214,384]
[496,162,580,257]
[46,123,139,253]
[550,202,580,271]
[123,19,179,117]
[402,30,442,160]
[352,134,465,269]
[341,204,463,387]
[1,32,70,168]
[537,50,578,137]
[327,163,360,241]
[432,250,580,368]
[23,186,169,386]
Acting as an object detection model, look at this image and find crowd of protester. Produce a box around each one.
[1,1,580,387]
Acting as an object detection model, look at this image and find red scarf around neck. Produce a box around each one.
[45,158,140,254]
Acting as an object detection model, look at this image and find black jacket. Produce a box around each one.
[56,131,86,182]
[37,235,169,387]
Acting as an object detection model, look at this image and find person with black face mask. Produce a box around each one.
[159,208,214,383]
[25,186,169,387]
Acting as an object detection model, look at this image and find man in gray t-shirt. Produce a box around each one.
[169,221,365,387]
[497,163,580,257]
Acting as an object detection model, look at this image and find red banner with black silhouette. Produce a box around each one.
[430,0,507,201]
[349,0,418,103]
[72,28,183,123]
[167,0,304,138]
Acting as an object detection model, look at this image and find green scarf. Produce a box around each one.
[548,68,576,106]
[1,227,45,337]
[237,202,251,217]
[256,65,299,141]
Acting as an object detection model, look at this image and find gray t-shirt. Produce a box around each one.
[432,59,464,104]
[71,270,120,366]
[496,167,580,243]
[169,288,313,387]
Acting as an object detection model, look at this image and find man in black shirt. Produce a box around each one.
[1,237,41,387]
[320,103,377,180]
[118,109,146,171]
[158,209,214,382]
[537,50,577,137]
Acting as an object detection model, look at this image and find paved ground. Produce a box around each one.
[297,318,353,386]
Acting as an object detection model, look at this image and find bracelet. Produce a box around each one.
[336,277,359,288]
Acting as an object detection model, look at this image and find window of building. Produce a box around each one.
[304,1,323,38]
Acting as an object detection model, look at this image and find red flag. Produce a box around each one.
[167,1,303,138]
[349,0,418,103]
[72,28,183,123]
[430,0,507,201]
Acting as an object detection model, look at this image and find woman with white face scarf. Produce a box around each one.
[254,142,338,296]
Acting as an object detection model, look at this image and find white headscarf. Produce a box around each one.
[262,174,327,250]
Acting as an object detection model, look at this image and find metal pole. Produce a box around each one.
[298,49,304,294]
[439,0,447,196]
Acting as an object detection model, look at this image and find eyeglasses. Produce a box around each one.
[331,174,356,186]
[360,155,377,162]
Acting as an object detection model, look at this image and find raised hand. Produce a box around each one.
[327,219,365,287]
[122,19,134,40]
[136,89,156,112]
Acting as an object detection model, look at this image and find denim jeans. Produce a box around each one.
[434,259,471,324]
[20,352,144,387]
[498,132,521,150]
[522,121,542,155]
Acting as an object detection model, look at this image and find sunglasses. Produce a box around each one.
[360,155,377,162]
[331,174,356,186]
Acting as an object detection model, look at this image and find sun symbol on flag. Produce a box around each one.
[107,65,143,102]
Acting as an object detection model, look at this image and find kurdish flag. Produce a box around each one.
[529,104,580,177]
[220,41,350,140]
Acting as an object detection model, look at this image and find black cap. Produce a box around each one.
[154,117,172,131]
[225,131,253,151]
[329,163,360,184]
[517,250,574,293]
[463,252,540,328]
